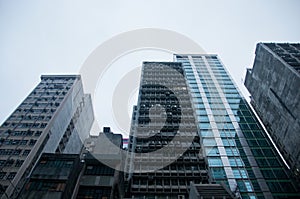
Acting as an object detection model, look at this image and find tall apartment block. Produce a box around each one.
[125,55,299,199]
[245,43,300,178]
[0,75,94,199]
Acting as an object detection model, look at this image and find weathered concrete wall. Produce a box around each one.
[245,43,300,175]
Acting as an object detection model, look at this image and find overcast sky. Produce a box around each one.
[1,0,299,136]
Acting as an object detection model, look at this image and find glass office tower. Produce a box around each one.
[175,54,299,199]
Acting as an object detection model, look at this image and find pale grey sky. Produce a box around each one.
[1,0,299,136]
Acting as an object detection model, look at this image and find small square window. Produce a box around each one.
[7,172,16,180]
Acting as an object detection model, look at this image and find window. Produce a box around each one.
[32,123,39,128]
[84,165,114,175]
[252,149,263,156]
[29,139,37,146]
[198,116,209,122]
[179,179,185,185]
[13,149,22,155]
[222,139,236,146]
[132,179,139,185]
[23,150,31,156]
[211,167,226,179]
[251,181,261,192]
[267,181,282,193]
[15,160,24,167]
[164,179,170,185]
[0,172,6,179]
[171,179,178,186]
[201,130,213,138]
[20,140,28,145]
[7,172,16,180]
[0,160,5,166]
[195,104,205,109]
[233,169,242,178]
[0,149,13,155]
[252,131,264,138]
[156,179,162,186]
[208,158,223,167]
[280,182,297,193]
[246,169,256,179]
[199,123,211,129]
[262,149,274,157]
[261,169,275,179]
[273,169,287,179]
[229,158,244,167]
[256,159,268,167]
[236,180,246,192]
[35,131,42,136]
[40,123,47,128]
[220,130,236,137]
[240,169,248,178]
[233,169,248,179]
[247,140,258,147]
[196,109,207,115]
[225,147,239,156]
[26,182,66,192]
[203,138,216,146]
[178,165,184,170]
[65,161,73,167]
[267,158,281,167]
[205,147,219,156]
[4,159,14,167]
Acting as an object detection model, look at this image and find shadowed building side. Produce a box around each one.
[245,43,300,179]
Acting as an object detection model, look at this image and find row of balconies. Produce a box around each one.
[0,148,31,157]
[0,130,42,138]
[3,120,47,133]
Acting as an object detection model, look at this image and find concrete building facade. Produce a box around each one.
[0,75,94,198]
[244,43,300,178]
[125,62,214,198]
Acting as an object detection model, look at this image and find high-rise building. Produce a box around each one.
[125,62,211,198]
[125,55,300,199]
[175,54,299,198]
[244,43,300,178]
[0,75,94,199]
